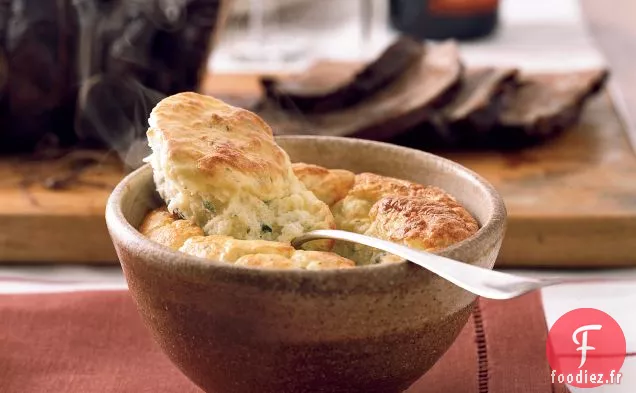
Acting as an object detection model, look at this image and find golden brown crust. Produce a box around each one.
[349,172,456,203]
[148,92,290,200]
[290,250,355,270]
[141,168,479,267]
[179,235,295,261]
[146,92,337,248]
[178,235,354,270]
[332,173,461,231]
[234,251,355,270]
[143,95,478,267]
[138,207,176,234]
[332,172,479,263]
[368,196,479,251]
[234,254,297,269]
[139,208,355,270]
[292,163,355,206]
[139,207,204,250]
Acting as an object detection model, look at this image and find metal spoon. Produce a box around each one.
[292,230,625,300]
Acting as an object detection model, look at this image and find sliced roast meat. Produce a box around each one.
[492,69,608,147]
[257,41,463,141]
[388,67,518,149]
[438,67,518,138]
[260,35,424,113]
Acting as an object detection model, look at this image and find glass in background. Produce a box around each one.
[221,0,389,68]
[229,0,309,63]
[360,0,374,54]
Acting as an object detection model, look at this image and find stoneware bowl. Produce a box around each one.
[105,136,507,393]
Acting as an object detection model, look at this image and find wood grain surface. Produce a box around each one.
[0,152,124,263]
[0,70,635,267]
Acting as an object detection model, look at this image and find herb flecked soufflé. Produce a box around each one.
[139,92,479,270]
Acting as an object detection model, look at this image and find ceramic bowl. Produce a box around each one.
[105,136,506,393]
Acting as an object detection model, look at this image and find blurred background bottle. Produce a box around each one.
[389,0,499,40]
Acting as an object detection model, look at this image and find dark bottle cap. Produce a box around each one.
[390,0,500,41]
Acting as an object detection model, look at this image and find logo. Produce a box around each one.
[546,308,626,388]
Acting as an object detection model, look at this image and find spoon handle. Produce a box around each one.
[293,230,546,300]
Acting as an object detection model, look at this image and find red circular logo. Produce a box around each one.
[546,308,626,388]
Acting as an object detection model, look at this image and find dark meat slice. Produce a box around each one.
[260,36,424,113]
[396,67,518,148]
[263,60,361,107]
[257,41,463,141]
[438,67,518,138]
[389,67,518,149]
[492,69,609,147]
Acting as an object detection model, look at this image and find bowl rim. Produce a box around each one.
[105,135,507,279]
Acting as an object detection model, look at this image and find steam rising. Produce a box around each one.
[1,0,224,153]
[75,74,164,169]
[73,0,195,170]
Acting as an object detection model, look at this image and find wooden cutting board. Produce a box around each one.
[1,72,635,267]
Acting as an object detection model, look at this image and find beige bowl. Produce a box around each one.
[105,136,506,393]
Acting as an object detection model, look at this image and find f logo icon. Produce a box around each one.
[547,308,626,388]
[572,324,602,368]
